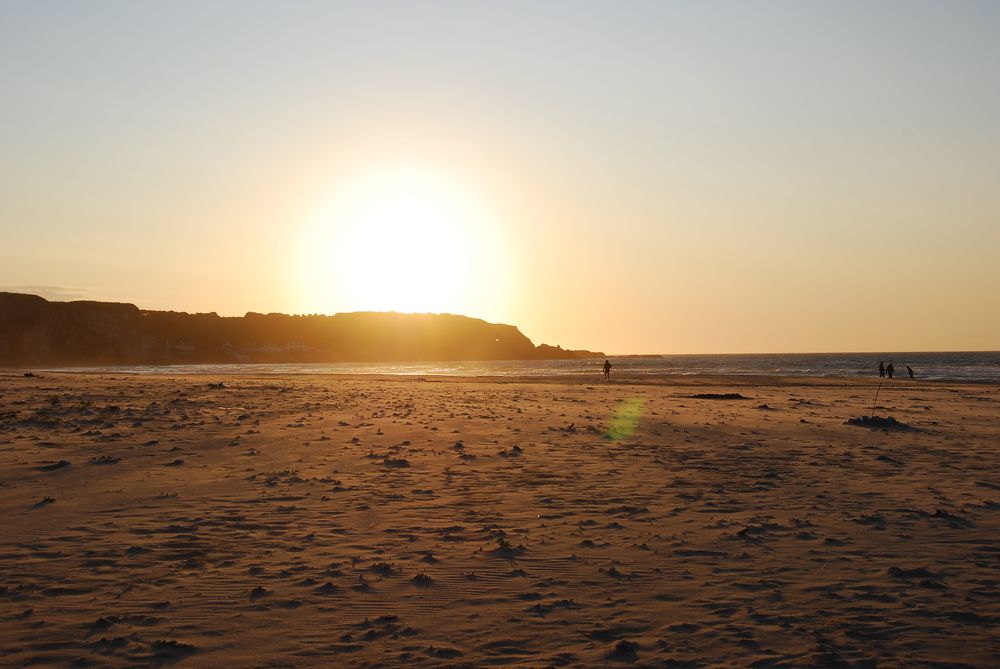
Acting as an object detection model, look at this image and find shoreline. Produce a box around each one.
[8,367,1000,387]
[8,349,998,384]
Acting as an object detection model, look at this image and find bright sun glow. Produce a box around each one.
[298,168,510,317]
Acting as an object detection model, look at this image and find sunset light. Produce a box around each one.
[297,168,510,316]
[2,3,999,666]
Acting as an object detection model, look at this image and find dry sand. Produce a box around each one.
[1,372,998,668]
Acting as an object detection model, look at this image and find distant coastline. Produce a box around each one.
[0,292,603,367]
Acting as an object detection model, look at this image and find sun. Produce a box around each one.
[297,168,510,317]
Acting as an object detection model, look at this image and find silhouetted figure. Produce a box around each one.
[603,359,612,380]
[907,365,914,379]
[886,362,895,378]
[878,361,885,378]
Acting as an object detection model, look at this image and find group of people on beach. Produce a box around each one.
[602,358,917,381]
[879,361,914,379]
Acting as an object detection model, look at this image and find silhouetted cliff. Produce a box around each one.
[0,293,602,366]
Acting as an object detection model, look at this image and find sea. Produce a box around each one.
[48,351,1000,383]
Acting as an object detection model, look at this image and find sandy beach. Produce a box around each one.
[1,371,998,668]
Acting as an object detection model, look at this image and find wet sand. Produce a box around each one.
[1,372,998,667]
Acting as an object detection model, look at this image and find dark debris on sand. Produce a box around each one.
[607,639,640,662]
[687,393,749,400]
[846,416,913,431]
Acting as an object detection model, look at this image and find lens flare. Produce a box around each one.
[606,398,644,440]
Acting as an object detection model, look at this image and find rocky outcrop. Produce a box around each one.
[0,293,603,366]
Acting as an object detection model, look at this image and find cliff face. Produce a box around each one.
[0,293,602,366]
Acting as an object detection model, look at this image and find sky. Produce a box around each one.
[2,1,999,354]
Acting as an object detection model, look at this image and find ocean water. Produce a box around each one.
[49,351,1000,382]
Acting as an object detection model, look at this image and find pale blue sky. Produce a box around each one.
[2,1,998,352]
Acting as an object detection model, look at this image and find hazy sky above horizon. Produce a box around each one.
[2,1,999,354]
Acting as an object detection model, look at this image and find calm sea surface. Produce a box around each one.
[49,351,1000,383]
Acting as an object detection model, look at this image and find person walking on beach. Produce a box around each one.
[907,365,914,379]
[878,361,885,378]
[603,359,612,380]
[886,362,895,378]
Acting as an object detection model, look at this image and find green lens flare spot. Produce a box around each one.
[606,398,644,441]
